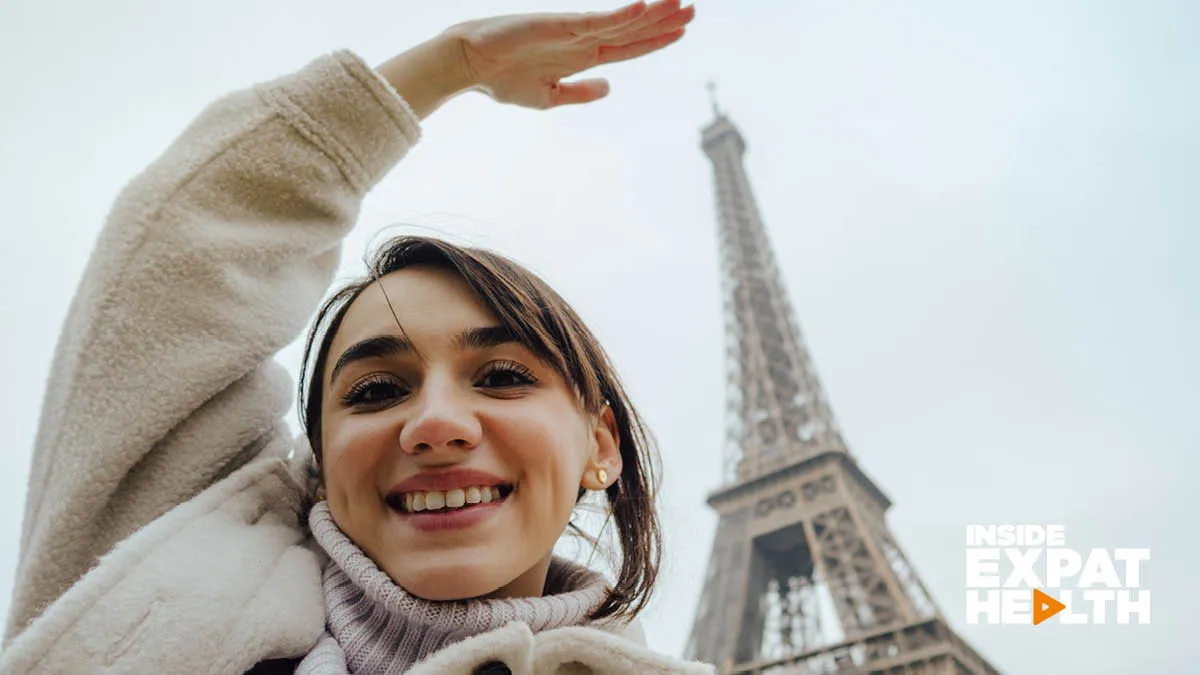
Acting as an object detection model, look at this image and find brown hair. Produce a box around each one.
[298,235,662,621]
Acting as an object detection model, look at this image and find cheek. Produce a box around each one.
[322,412,398,494]
[485,404,590,506]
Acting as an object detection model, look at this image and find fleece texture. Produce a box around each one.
[401,622,715,675]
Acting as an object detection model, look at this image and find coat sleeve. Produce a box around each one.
[4,49,421,641]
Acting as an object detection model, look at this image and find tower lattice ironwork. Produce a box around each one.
[685,106,1000,675]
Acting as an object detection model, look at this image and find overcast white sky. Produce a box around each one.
[1,1,1196,672]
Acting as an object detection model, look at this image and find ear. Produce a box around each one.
[298,434,325,498]
[582,405,622,490]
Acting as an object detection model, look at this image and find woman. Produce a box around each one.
[1,1,712,673]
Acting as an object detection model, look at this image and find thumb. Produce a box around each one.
[549,78,610,107]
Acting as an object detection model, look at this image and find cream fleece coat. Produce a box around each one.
[0,50,713,675]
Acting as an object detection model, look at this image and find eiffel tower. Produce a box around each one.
[685,90,1000,675]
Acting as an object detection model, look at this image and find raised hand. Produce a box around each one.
[447,0,695,109]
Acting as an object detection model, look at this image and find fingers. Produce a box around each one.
[549,78,611,107]
[609,0,684,36]
[609,3,694,47]
[596,27,686,65]
[562,1,648,35]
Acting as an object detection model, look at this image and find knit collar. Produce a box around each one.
[300,502,609,674]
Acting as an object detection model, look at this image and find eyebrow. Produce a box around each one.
[328,325,520,385]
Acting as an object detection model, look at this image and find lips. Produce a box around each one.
[385,482,513,534]
[389,467,510,494]
[386,468,514,516]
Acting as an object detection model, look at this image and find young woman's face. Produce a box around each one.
[319,266,619,600]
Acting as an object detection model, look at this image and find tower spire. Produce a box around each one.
[706,80,721,118]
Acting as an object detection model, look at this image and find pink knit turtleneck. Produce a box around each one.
[297,502,610,674]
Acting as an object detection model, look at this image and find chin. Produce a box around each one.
[387,558,514,601]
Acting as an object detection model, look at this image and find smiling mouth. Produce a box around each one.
[385,485,514,514]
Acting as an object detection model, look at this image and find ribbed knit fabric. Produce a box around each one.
[296,502,609,674]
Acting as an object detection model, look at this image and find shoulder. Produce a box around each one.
[535,624,715,675]
[590,615,648,645]
[407,621,715,675]
[1,455,325,674]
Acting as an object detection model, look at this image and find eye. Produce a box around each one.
[341,374,408,409]
[476,360,537,389]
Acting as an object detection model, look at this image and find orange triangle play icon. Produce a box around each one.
[1033,588,1065,625]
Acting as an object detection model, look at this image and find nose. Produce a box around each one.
[397,377,482,455]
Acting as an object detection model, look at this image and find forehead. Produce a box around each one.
[329,267,499,356]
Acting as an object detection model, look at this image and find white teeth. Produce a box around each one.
[399,486,506,512]
[425,491,446,510]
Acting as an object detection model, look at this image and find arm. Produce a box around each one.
[5,44,452,641]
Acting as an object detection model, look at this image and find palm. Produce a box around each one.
[448,0,694,109]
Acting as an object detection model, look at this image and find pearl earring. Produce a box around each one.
[597,468,608,486]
